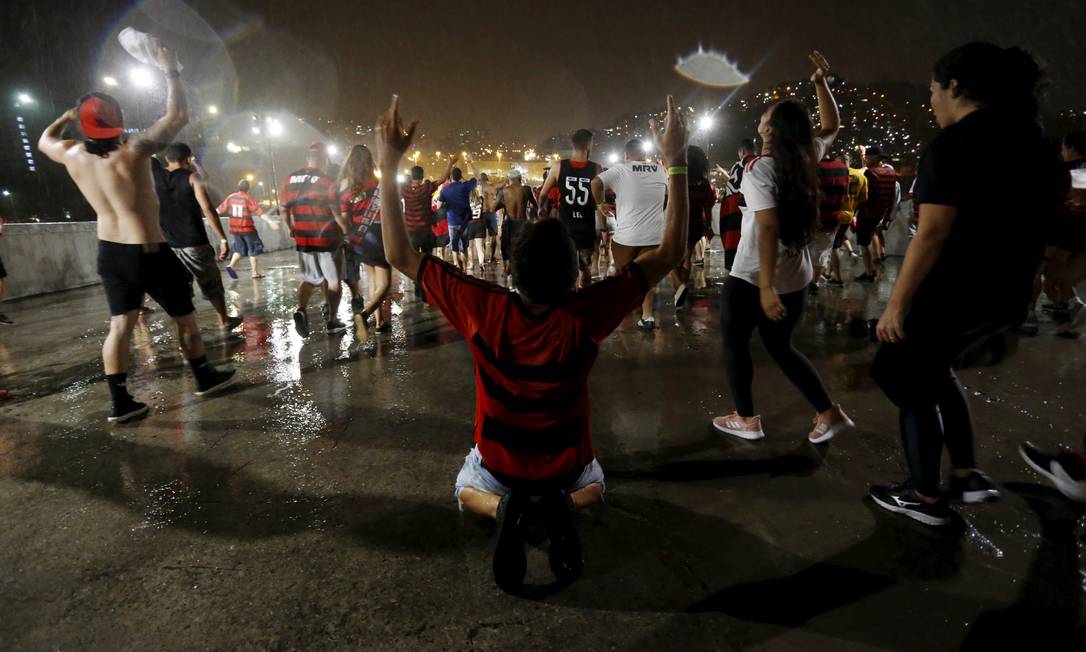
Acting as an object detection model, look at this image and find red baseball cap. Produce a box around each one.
[78,93,124,140]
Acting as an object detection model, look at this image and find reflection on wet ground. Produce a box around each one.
[1,248,1084,649]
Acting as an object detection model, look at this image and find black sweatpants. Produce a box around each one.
[871,305,1012,496]
[720,276,833,418]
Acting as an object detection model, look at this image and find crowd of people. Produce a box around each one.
[4,39,1083,592]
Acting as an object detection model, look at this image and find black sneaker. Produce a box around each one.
[320,303,330,320]
[1019,442,1086,503]
[350,296,366,312]
[293,310,310,338]
[107,398,149,423]
[194,368,237,397]
[637,317,656,332]
[375,322,392,333]
[807,282,820,295]
[854,272,876,283]
[492,492,528,594]
[947,470,1000,504]
[869,483,953,526]
[674,284,689,308]
[541,490,583,584]
[0,313,13,325]
[326,319,347,334]
[827,278,844,287]
[222,315,244,332]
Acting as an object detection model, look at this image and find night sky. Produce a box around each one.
[2,0,1085,142]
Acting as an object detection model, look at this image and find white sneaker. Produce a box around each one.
[712,413,765,440]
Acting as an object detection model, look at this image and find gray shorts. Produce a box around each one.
[172,244,225,301]
[297,250,342,286]
[340,246,362,285]
[453,445,605,510]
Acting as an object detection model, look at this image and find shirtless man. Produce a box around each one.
[496,169,538,279]
[38,46,236,423]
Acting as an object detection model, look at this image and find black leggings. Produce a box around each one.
[720,276,833,417]
[871,310,1010,496]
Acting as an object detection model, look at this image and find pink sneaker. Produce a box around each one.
[712,412,765,440]
[808,405,855,443]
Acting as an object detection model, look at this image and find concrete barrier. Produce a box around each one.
[0,216,294,300]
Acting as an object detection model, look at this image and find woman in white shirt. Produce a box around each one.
[712,52,855,443]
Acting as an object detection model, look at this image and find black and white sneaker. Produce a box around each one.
[194,368,237,397]
[1019,442,1086,504]
[948,470,1000,504]
[869,483,953,526]
[107,398,149,423]
[0,313,13,325]
[492,492,528,594]
[293,310,310,338]
[320,303,330,321]
[542,490,583,584]
[326,319,347,334]
[637,317,656,332]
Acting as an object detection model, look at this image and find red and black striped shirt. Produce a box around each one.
[217,191,263,234]
[818,158,850,229]
[419,255,648,481]
[280,168,341,252]
[860,163,898,223]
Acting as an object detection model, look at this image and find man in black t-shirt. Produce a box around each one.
[537,129,601,288]
[154,143,241,331]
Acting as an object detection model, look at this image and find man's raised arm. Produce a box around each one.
[375,96,423,281]
[131,47,189,155]
[633,95,689,286]
[37,109,79,163]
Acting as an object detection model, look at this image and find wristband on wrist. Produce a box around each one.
[164,69,180,79]
[667,166,688,177]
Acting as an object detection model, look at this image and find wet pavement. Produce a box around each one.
[0,247,1084,650]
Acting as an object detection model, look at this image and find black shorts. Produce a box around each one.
[467,219,488,240]
[0,254,6,279]
[356,228,390,269]
[855,217,879,247]
[409,229,436,253]
[500,219,525,261]
[98,241,195,317]
[832,222,851,249]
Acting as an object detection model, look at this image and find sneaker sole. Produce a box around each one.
[959,489,1000,504]
[327,325,347,335]
[226,267,238,280]
[712,420,766,441]
[870,493,951,526]
[194,372,238,397]
[293,314,309,338]
[808,415,856,444]
[107,404,149,424]
[1019,447,1086,503]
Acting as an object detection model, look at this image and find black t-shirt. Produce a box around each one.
[153,159,209,248]
[913,108,1061,321]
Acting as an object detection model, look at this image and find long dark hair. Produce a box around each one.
[933,42,1044,127]
[687,145,709,182]
[767,99,819,249]
[340,144,376,196]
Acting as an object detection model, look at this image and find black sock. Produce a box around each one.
[187,355,214,385]
[105,373,133,404]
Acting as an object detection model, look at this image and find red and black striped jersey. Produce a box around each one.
[280,168,340,252]
[860,163,898,223]
[818,158,850,227]
[217,191,263,234]
[419,255,648,482]
[339,178,380,226]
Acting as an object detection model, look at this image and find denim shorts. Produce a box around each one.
[453,445,605,510]
[449,223,470,253]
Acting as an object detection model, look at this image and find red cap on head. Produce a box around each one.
[307,141,326,154]
[78,93,124,140]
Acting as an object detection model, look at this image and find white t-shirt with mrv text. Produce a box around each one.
[598,160,667,247]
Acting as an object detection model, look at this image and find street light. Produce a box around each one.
[207,105,219,116]
[103,76,119,88]
[16,93,33,104]
[327,144,339,156]
[608,152,619,164]
[698,114,715,131]
[251,126,261,135]
[642,141,654,153]
[267,120,283,136]
[245,173,255,182]
[2,190,16,220]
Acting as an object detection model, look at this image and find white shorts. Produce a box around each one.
[297,251,341,286]
[453,445,605,510]
[807,229,836,269]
